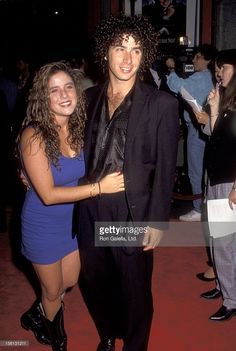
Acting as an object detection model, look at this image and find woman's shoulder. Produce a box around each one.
[21,126,35,137]
[20,126,43,153]
[20,126,35,145]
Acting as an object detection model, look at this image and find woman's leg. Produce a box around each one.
[32,251,80,350]
[33,260,64,321]
[33,249,80,320]
[61,249,80,291]
[21,250,80,349]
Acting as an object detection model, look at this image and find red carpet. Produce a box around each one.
[1,217,236,351]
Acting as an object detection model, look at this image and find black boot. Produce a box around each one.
[41,305,67,351]
[97,338,115,351]
[20,300,52,345]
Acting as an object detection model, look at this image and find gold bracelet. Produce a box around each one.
[90,183,96,198]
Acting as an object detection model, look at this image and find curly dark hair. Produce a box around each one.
[17,61,86,166]
[93,13,159,75]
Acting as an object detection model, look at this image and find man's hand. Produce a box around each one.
[143,227,163,251]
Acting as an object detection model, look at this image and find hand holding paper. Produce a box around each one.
[180,87,202,112]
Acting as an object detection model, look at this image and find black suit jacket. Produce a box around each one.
[84,79,179,226]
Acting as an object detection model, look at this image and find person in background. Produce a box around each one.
[165,55,176,74]
[70,54,96,91]
[193,55,222,282]
[199,49,236,321]
[193,58,222,128]
[18,61,124,351]
[159,55,183,93]
[78,14,179,351]
[167,44,217,221]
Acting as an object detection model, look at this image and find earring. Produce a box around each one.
[104,56,107,61]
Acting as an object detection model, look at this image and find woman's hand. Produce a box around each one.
[207,85,220,130]
[207,86,220,112]
[19,170,30,190]
[99,172,125,194]
[228,188,236,210]
[193,109,209,125]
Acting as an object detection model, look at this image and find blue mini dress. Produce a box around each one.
[21,152,85,264]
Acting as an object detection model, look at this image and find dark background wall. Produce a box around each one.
[0,0,88,64]
[214,0,236,49]
[0,0,235,73]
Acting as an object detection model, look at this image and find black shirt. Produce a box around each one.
[206,110,236,185]
[88,89,133,182]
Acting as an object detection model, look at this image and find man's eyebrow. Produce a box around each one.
[132,45,142,50]
[113,43,142,50]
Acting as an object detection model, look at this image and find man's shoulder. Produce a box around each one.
[85,83,106,100]
[192,69,212,79]
[137,83,179,116]
[139,81,177,102]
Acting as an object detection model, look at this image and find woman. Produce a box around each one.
[199,49,236,321]
[193,57,222,282]
[17,61,124,350]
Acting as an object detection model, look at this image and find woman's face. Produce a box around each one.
[219,64,234,87]
[214,63,221,83]
[159,0,171,7]
[48,71,77,119]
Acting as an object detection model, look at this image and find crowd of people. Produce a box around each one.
[1,10,236,351]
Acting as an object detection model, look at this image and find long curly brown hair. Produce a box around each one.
[17,61,86,166]
[93,13,159,75]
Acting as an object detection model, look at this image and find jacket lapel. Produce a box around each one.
[125,80,149,150]
[84,83,107,167]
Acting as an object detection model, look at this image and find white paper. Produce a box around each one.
[180,87,202,112]
[149,68,161,88]
[207,199,236,238]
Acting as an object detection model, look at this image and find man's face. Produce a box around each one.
[192,52,210,72]
[107,35,143,83]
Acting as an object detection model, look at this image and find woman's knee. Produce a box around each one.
[42,286,64,303]
[62,251,80,289]
[64,272,79,290]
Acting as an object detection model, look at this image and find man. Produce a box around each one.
[167,44,217,221]
[78,14,179,351]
